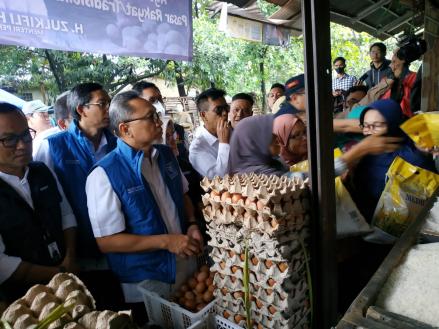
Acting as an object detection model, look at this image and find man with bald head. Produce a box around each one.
[86,91,203,323]
[0,103,77,301]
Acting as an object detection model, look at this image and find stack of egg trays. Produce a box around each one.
[202,174,311,328]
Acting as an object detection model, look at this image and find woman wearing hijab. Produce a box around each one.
[350,99,436,222]
[272,114,308,166]
[229,115,287,176]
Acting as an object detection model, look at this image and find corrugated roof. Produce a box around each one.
[213,0,425,39]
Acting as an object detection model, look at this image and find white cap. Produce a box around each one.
[22,100,52,115]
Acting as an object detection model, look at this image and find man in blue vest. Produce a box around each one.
[86,91,203,323]
[0,103,77,301]
[33,83,122,310]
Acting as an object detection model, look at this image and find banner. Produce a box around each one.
[0,0,193,61]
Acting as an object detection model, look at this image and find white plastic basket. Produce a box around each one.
[188,314,242,329]
[138,283,216,329]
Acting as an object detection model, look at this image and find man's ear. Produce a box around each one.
[200,111,207,123]
[118,122,130,137]
[76,105,85,120]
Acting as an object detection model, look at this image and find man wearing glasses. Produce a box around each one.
[34,83,120,310]
[22,100,53,136]
[274,74,307,123]
[86,91,203,324]
[0,103,77,301]
[189,88,231,179]
[361,42,392,89]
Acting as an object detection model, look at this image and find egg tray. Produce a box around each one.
[207,227,309,261]
[216,304,310,329]
[201,174,309,206]
[213,271,307,300]
[210,248,306,283]
[1,273,97,326]
[215,286,308,319]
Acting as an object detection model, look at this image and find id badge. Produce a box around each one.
[47,242,61,262]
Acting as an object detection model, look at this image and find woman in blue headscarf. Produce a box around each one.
[350,99,436,222]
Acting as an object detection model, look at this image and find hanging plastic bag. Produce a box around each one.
[400,112,439,150]
[370,156,439,242]
[335,176,371,238]
[290,148,343,173]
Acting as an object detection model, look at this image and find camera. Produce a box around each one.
[396,35,427,64]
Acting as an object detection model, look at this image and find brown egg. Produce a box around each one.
[184,291,195,300]
[197,271,209,283]
[268,305,276,314]
[233,291,243,299]
[219,262,226,269]
[234,314,244,324]
[208,285,215,292]
[200,265,209,273]
[255,299,263,309]
[239,253,245,262]
[265,288,273,295]
[195,282,206,294]
[257,323,264,329]
[244,197,255,206]
[264,260,273,268]
[184,299,196,311]
[228,250,235,257]
[195,294,203,304]
[210,190,220,198]
[251,257,259,266]
[223,310,230,319]
[220,287,228,295]
[205,277,214,286]
[178,297,186,305]
[278,262,288,273]
[188,278,197,289]
[267,279,276,287]
[231,266,239,274]
[196,303,206,312]
[221,191,231,202]
[180,284,189,293]
[230,276,237,283]
[203,290,213,303]
[256,200,265,210]
[231,193,243,203]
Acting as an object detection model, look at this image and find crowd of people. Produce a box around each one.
[0,40,437,323]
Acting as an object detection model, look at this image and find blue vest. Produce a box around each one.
[96,139,186,283]
[48,120,116,257]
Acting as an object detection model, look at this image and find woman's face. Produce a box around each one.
[362,109,388,136]
[390,52,405,78]
[269,134,281,157]
[287,121,307,158]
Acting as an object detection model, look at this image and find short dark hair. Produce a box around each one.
[346,85,368,96]
[196,88,226,112]
[370,42,387,54]
[132,81,159,94]
[109,91,140,136]
[270,83,285,92]
[54,91,70,121]
[333,57,346,65]
[68,82,104,121]
[232,93,254,106]
[0,102,22,115]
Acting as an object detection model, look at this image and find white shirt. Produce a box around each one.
[32,127,61,158]
[0,167,77,284]
[34,133,109,172]
[189,126,230,179]
[86,147,190,302]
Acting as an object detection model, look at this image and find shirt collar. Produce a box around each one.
[200,126,218,146]
[0,167,30,184]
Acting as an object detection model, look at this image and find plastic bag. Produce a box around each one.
[290,148,343,173]
[372,156,439,239]
[335,176,371,238]
[400,112,439,149]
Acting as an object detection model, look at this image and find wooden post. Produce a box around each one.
[421,0,439,112]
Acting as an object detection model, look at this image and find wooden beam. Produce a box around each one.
[421,0,439,112]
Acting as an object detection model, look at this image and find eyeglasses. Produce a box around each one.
[0,128,36,148]
[84,101,110,110]
[359,122,387,132]
[123,111,161,124]
[212,104,230,115]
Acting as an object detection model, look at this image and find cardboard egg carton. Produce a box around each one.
[210,247,306,281]
[216,305,310,329]
[207,228,309,261]
[201,174,309,207]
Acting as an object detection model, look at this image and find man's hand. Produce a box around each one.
[332,90,342,97]
[356,135,403,155]
[165,234,201,257]
[60,255,80,274]
[217,119,231,144]
[187,224,204,251]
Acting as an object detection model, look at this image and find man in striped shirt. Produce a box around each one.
[332,57,357,97]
